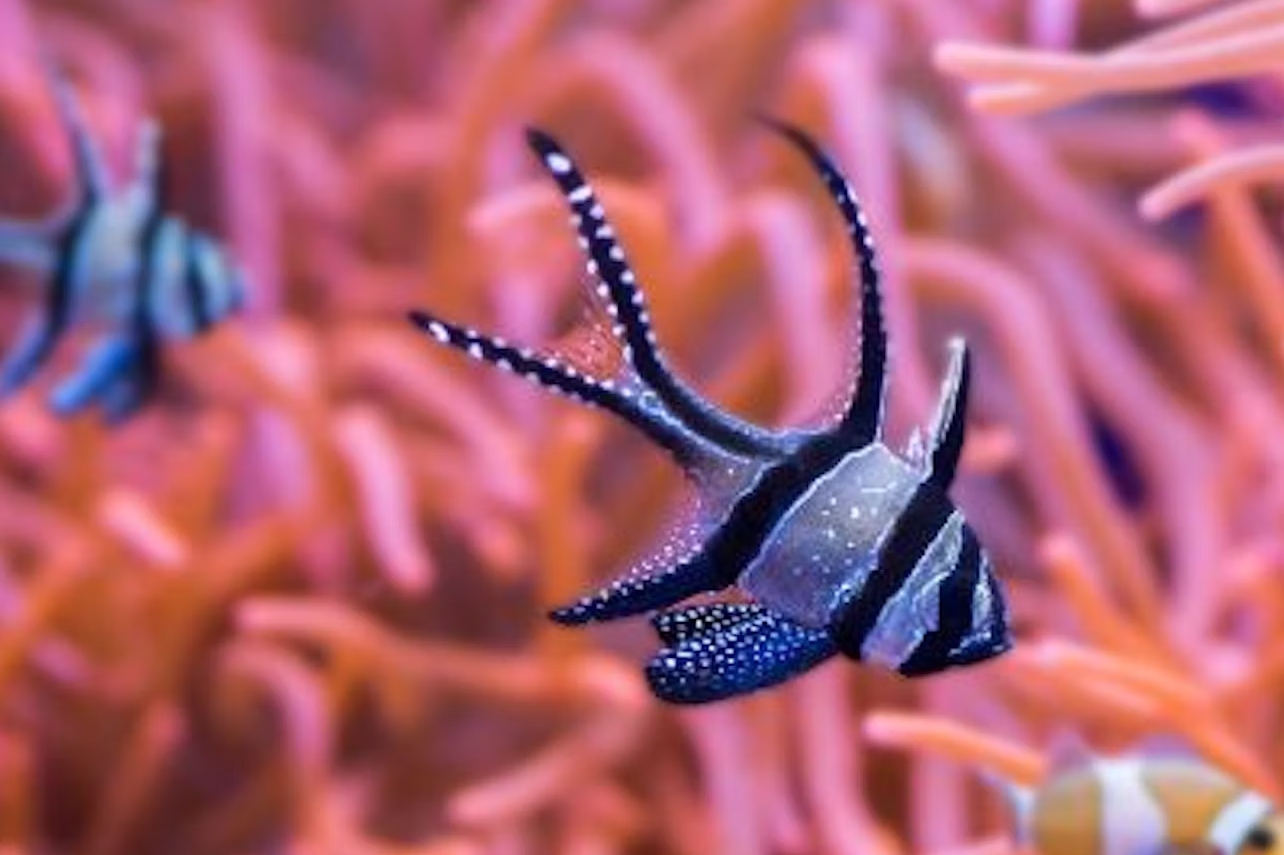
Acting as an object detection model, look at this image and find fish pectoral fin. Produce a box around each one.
[645,605,836,704]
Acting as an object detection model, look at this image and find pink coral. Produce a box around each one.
[0,0,1280,854]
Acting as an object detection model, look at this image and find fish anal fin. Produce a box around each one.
[645,605,836,704]
[650,602,763,645]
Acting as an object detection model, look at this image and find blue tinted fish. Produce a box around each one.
[0,67,248,423]
[410,121,1012,704]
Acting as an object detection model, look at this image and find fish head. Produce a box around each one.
[895,526,1013,676]
[881,490,1013,678]
[1234,815,1284,855]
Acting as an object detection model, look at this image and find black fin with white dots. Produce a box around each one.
[650,602,766,645]
[525,129,790,460]
[759,118,888,449]
[925,338,970,490]
[645,604,837,704]
[548,546,739,625]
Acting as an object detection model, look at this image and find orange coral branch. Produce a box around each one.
[863,711,1046,786]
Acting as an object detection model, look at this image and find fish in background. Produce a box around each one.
[409,120,1012,704]
[989,742,1283,855]
[0,66,247,423]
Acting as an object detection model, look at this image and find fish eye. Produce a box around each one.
[1245,826,1276,850]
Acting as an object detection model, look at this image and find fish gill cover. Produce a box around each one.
[0,1,1278,854]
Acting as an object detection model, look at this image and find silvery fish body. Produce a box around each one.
[410,120,1012,703]
[0,67,246,422]
[738,441,1004,674]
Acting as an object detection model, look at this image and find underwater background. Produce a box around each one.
[0,0,1280,853]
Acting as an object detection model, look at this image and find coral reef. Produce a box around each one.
[0,1,1280,854]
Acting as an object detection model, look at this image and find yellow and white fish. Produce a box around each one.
[994,750,1282,855]
[0,65,246,422]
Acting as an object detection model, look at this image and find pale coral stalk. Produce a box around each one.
[1137,0,1247,21]
[863,712,1046,786]
[1148,114,1284,386]
[744,193,841,421]
[534,414,599,658]
[938,24,1284,115]
[1038,535,1169,665]
[80,701,185,855]
[1142,143,1284,220]
[447,713,644,829]
[790,667,902,855]
[332,405,435,594]
[528,32,732,250]
[95,488,190,572]
[680,704,765,855]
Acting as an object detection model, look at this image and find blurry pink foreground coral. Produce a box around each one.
[0,0,1282,853]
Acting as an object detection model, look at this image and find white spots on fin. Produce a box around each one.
[546,152,572,174]
[427,321,449,343]
[568,184,592,203]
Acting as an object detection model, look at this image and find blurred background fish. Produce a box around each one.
[990,746,1283,855]
[0,65,245,422]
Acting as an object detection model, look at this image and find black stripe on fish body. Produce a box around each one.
[525,128,789,461]
[894,524,982,676]
[0,190,103,396]
[827,481,956,661]
[408,309,721,472]
[758,119,888,449]
[550,429,863,625]
[182,233,214,334]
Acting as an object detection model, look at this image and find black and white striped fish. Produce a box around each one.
[0,68,246,423]
[409,121,1012,704]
